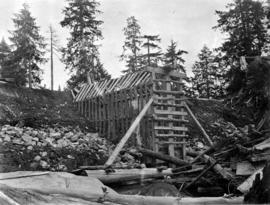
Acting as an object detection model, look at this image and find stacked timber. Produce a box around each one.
[74,117,270,199]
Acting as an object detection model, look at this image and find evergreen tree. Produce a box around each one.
[214,0,269,93]
[163,40,188,73]
[141,35,162,67]
[61,0,110,88]
[121,16,142,73]
[0,38,11,78]
[9,4,47,87]
[0,38,10,64]
[191,46,226,98]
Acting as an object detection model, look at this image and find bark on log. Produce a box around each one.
[0,184,244,205]
[187,150,234,180]
[138,147,190,166]
[85,168,173,184]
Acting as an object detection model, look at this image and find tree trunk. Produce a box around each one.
[138,147,190,166]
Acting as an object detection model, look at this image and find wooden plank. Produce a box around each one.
[154,96,187,101]
[154,109,188,116]
[237,168,263,194]
[105,97,154,167]
[155,134,187,138]
[75,84,88,102]
[153,101,185,107]
[153,89,184,95]
[153,115,188,123]
[155,141,186,145]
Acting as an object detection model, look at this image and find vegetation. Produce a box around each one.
[7,4,47,87]
[163,40,188,73]
[120,16,143,73]
[0,0,268,101]
[191,46,226,98]
[214,0,269,94]
[61,0,110,88]
[141,35,162,67]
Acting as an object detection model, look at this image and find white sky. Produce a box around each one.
[0,0,232,89]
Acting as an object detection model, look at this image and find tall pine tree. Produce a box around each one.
[163,40,188,73]
[0,38,10,64]
[214,0,269,93]
[120,16,142,73]
[191,46,226,98]
[61,0,110,88]
[9,4,47,87]
[0,38,11,78]
[141,35,162,67]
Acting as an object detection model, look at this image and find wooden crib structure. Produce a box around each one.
[74,67,188,160]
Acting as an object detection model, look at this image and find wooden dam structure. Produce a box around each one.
[74,67,189,160]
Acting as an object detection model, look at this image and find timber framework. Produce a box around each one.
[74,67,188,160]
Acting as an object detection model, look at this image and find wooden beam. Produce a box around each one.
[104,97,153,167]
[183,102,214,146]
[138,147,190,166]
[85,168,173,184]
[185,163,217,189]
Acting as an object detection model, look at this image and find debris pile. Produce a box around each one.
[78,118,270,198]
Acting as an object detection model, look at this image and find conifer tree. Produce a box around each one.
[61,0,110,88]
[0,38,11,78]
[9,3,47,87]
[141,35,162,67]
[214,0,269,93]
[0,38,10,64]
[121,16,142,73]
[163,40,188,73]
[191,46,226,98]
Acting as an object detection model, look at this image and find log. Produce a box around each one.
[105,97,153,167]
[0,171,244,205]
[138,147,190,166]
[1,184,244,205]
[85,168,173,184]
[202,154,234,180]
[185,163,217,189]
[183,102,213,146]
[187,150,234,180]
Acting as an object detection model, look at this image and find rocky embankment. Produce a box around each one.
[0,125,110,172]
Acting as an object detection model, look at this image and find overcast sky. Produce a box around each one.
[0,0,233,89]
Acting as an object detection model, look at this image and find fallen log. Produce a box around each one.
[138,147,190,166]
[202,154,234,180]
[85,168,173,184]
[187,150,234,180]
[0,171,244,205]
[185,163,217,189]
[0,184,244,205]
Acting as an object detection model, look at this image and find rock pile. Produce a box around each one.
[0,125,111,172]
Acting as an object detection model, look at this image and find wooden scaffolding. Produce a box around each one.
[74,67,188,160]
